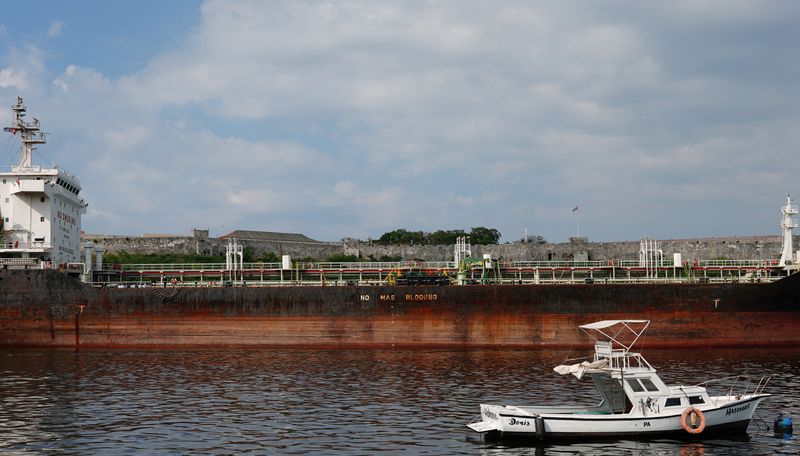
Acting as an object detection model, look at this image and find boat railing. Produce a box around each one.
[693,375,772,406]
[594,344,654,371]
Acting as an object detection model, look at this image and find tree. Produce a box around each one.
[103,251,226,264]
[429,229,466,245]
[378,228,425,245]
[469,227,501,245]
[259,251,281,262]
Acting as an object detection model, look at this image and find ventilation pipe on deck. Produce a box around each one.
[94,246,105,271]
[81,242,95,282]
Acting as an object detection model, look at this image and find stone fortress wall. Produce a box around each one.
[83,229,342,261]
[83,228,796,263]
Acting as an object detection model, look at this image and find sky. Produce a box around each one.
[1,0,799,243]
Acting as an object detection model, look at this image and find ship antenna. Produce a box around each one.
[5,97,47,169]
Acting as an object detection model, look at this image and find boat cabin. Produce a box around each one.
[561,321,711,417]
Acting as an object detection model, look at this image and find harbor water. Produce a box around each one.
[1,347,798,455]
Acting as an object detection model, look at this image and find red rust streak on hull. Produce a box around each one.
[1,270,799,349]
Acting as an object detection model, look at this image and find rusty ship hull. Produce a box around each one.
[1,269,798,348]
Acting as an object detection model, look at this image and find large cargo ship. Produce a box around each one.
[1,99,799,349]
[1,267,799,348]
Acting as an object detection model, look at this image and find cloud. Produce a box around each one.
[0,68,25,88]
[0,42,46,91]
[46,21,63,38]
[2,0,800,242]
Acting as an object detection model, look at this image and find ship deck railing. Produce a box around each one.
[87,275,782,288]
[78,258,789,287]
[108,258,778,273]
[0,257,40,267]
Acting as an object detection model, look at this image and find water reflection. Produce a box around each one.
[0,348,797,455]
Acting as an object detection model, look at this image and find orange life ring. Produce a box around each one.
[680,407,706,434]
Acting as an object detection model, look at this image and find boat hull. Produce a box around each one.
[470,396,766,442]
[1,269,799,348]
[473,419,752,442]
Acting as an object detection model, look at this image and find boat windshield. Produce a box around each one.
[591,373,628,414]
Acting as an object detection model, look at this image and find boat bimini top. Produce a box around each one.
[579,319,650,351]
[554,320,653,379]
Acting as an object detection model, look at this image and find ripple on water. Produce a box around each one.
[0,347,798,455]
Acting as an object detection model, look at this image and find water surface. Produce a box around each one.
[1,348,797,454]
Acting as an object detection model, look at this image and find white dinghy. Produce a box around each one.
[466,320,771,441]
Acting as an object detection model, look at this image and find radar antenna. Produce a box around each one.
[3,97,46,169]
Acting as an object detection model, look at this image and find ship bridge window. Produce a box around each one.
[688,396,705,405]
[665,397,682,407]
[625,378,645,393]
[639,378,660,392]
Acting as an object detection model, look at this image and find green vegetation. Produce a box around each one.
[323,253,407,262]
[377,226,501,245]
[378,229,426,245]
[468,227,501,245]
[243,247,280,262]
[106,250,282,264]
[428,229,467,245]
[367,254,403,262]
[104,252,226,264]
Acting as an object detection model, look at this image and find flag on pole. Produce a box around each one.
[572,205,579,213]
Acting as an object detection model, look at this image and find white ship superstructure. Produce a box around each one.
[778,194,798,267]
[1,97,87,265]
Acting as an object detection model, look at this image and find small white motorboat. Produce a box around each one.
[466,320,771,441]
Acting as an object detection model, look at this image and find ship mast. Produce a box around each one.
[3,97,46,169]
[778,194,797,267]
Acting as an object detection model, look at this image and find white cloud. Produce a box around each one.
[2,0,799,242]
[0,43,46,91]
[46,21,63,38]
[0,68,25,88]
